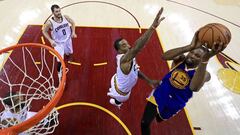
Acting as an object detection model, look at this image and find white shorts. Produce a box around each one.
[107,74,131,102]
[54,38,73,62]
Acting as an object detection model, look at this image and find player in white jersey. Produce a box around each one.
[0,92,50,134]
[107,8,165,108]
[42,4,77,81]
[0,92,36,130]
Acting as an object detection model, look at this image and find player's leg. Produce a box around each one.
[109,98,122,106]
[107,75,124,108]
[54,44,64,82]
[141,101,159,135]
[108,88,123,108]
[64,38,73,62]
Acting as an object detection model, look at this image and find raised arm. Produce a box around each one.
[190,42,223,91]
[64,15,77,38]
[121,7,165,63]
[138,71,152,84]
[162,31,202,61]
[42,21,56,47]
[138,71,160,88]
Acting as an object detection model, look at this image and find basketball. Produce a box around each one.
[198,23,231,50]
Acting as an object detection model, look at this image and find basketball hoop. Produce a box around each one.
[0,43,66,135]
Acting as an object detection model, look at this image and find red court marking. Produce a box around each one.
[2,25,193,135]
[216,52,239,70]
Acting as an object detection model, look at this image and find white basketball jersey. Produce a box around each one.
[50,16,71,43]
[0,108,36,135]
[0,107,28,124]
[115,54,139,93]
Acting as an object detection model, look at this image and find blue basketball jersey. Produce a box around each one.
[153,62,195,120]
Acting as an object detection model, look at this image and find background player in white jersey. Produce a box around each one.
[42,4,77,80]
[0,92,36,129]
[107,8,165,108]
[0,92,51,134]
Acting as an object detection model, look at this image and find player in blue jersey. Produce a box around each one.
[141,31,225,135]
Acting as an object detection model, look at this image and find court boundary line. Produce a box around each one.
[56,102,132,135]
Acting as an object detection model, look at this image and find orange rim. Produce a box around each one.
[0,43,66,134]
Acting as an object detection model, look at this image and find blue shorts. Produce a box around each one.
[152,86,187,120]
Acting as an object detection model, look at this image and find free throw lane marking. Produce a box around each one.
[93,62,107,66]
[41,36,46,44]
[68,61,81,66]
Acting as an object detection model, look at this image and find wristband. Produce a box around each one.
[201,61,208,64]
[151,26,156,30]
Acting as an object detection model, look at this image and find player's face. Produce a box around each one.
[119,39,131,53]
[185,48,205,68]
[53,8,62,18]
[12,92,23,105]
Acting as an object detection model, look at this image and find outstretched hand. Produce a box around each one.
[151,7,165,29]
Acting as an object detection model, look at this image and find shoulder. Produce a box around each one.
[1,110,13,118]
[173,55,185,64]
[117,54,125,60]
[171,55,185,69]
[43,20,52,28]
[64,15,73,23]
[46,20,52,25]
[64,15,71,20]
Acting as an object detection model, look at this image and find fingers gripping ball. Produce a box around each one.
[198,23,231,51]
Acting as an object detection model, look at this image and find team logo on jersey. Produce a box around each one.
[169,69,190,89]
[55,23,69,32]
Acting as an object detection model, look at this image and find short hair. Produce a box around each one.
[2,92,17,107]
[114,38,123,51]
[51,4,60,12]
[2,92,25,110]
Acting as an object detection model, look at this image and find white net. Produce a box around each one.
[0,45,62,134]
